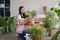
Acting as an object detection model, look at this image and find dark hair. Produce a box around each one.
[19,6,24,14]
[19,6,26,18]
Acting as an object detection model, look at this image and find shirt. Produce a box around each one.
[16,15,25,33]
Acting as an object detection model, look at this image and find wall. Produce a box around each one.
[10,0,58,16]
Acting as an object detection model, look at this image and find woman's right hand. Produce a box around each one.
[26,17,32,23]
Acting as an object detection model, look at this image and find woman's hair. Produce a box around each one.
[19,6,24,14]
[19,6,26,18]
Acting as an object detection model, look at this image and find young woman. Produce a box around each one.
[16,6,29,40]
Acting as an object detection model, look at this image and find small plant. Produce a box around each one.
[31,10,37,17]
[0,16,15,34]
[44,11,59,36]
[26,10,37,17]
[29,26,45,40]
[26,11,31,17]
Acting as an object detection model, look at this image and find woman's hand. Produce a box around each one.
[18,19,24,25]
[26,17,32,23]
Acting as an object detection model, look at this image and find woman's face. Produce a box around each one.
[21,8,25,14]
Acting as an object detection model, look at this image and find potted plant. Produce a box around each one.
[26,10,37,18]
[51,7,60,40]
[29,26,45,40]
[44,11,59,36]
[0,16,15,34]
[25,10,36,25]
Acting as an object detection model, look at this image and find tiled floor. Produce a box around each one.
[0,33,51,40]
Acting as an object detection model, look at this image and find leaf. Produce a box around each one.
[53,8,60,17]
[0,16,6,27]
[26,10,37,17]
[6,17,14,26]
[44,11,59,31]
[30,26,45,40]
[26,11,32,17]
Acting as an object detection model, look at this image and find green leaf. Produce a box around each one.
[44,11,59,31]
[30,26,45,40]
[26,10,37,17]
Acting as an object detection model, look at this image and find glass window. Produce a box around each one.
[0,0,10,20]
[5,0,10,7]
[0,0,4,4]
[0,8,4,17]
[5,8,10,17]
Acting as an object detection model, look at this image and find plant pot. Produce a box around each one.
[48,30,51,36]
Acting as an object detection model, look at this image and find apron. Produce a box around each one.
[16,25,24,33]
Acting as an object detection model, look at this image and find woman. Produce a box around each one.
[16,6,29,40]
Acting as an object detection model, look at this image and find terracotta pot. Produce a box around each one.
[48,30,51,36]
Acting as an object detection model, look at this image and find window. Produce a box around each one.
[0,0,10,19]
[0,0,4,4]
[0,8,4,17]
[5,0,10,7]
[5,8,10,17]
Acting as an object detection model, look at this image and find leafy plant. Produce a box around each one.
[26,10,37,17]
[44,11,59,36]
[6,17,15,32]
[0,16,7,34]
[31,10,37,17]
[53,8,60,17]
[26,11,31,17]
[0,16,15,34]
[29,26,45,40]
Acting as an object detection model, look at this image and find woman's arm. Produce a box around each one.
[18,19,29,25]
[18,17,32,25]
[18,19,24,25]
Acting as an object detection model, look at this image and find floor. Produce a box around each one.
[0,33,18,40]
[0,32,52,40]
